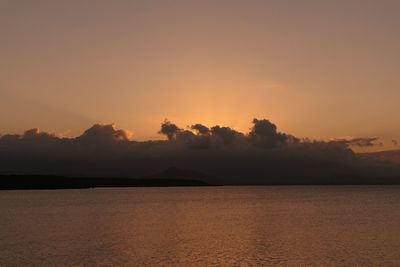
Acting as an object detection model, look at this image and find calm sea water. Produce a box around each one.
[1,186,400,267]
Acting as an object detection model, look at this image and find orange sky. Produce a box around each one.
[1,1,399,152]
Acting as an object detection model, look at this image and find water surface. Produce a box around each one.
[1,186,400,266]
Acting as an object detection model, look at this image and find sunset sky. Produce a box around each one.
[1,0,399,151]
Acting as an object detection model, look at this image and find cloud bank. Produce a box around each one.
[0,119,398,184]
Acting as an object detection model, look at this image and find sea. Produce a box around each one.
[1,186,400,266]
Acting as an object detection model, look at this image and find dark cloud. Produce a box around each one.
[78,124,131,143]
[331,137,381,147]
[159,120,181,140]
[0,119,399,184]
[249,118,297,148]
[361,149,400,165]
[210,125,244,146]
[20,128,60,142]
[190,124,210,135]
[176,130,196,141]
[0,128,59,147]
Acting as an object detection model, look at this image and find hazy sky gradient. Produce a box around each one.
[1,0,399,151]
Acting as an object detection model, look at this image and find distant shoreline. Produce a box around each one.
[0,175,212,190]
[1,173,400,190]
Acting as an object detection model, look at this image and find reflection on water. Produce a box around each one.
[1,186,400,266]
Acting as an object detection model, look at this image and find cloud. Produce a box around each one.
[210,125,244,146]
[158,119,181,140]
[78,124,132,143]
[249,118,297,148]
[190,124,210,135]
[330,137,382,147]
[0,128,59,147]
[0,118,398,183]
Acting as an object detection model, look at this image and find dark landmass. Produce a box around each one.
[1,167,400,190]
[0,168,211,190]
[0,176,210,190]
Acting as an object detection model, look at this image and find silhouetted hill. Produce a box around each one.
[0,173,210,190]
[2,167,400,190]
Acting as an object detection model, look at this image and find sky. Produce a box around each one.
[1,0,399,151]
